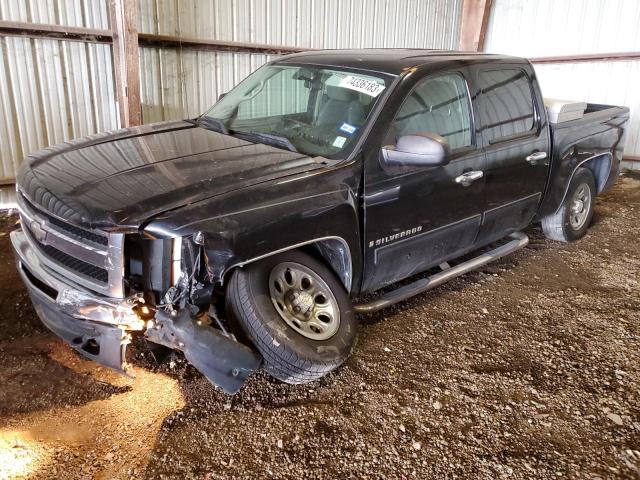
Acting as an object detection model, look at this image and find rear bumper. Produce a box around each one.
[11,229,142,373]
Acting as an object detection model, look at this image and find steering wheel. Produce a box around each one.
[282,119,341,150]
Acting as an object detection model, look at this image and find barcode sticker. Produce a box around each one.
[338,76,385,97]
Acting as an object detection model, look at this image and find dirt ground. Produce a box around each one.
[0,174,638,480]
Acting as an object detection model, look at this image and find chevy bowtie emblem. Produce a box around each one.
[30,220,47,243]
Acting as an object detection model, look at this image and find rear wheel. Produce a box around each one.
[227,249,357,384]
[541,167,596,242]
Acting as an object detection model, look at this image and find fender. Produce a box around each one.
[143,162,363,295]
[223,235,354,292]
[554,152,613,213]
[537,108,627,219]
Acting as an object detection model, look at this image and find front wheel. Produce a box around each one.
[226,249,357,384]
[541,167,596,242]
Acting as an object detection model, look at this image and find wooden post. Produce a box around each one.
[458,0,493,52]
[108,0,141,127]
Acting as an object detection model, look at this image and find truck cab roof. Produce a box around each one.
[276,49,527,76]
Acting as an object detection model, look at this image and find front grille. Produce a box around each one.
[20,194,108,246]
[40,243,108,283]
[23,223,109,283]
[44,211,108,246]
[17,190,125,297]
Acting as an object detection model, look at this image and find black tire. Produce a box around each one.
[226,249,357,384]
[541,167,596,242]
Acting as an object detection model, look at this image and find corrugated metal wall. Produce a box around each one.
[0,0,119,184]
[533,60,640,167]
[137,0,463,123]
[484,0,640,159]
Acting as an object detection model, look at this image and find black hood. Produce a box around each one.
[17,121,323,230]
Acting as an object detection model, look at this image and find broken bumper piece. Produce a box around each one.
[147,310,261,394]
[11,229,261,394]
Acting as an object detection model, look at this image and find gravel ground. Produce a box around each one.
[0,174,638,480]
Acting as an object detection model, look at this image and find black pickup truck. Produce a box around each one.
[11,49,629,393]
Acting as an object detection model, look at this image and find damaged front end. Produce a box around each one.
[12,226,260,395]
[143,232,261,393]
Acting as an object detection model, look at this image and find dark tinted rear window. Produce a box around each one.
[479,69,535,143]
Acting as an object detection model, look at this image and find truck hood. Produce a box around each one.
[17,120,324,230]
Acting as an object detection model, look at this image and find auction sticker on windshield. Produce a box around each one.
[339,75,385,97]
[333,136,347,148]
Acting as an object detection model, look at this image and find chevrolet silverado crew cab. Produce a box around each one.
[11,49,629,393]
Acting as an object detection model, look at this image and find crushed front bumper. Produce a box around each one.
[11,229,142,373]
[11,229,261,394]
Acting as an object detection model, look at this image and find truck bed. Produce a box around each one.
[538,102,630,218]
[549,103,630,131]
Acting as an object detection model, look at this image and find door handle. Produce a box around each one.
[455,170,484,187]
[526,151,548,165]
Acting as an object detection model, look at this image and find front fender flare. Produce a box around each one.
[221,236,354,292]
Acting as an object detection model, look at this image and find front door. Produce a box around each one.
[473,66,551,245]
[362,71,486,292]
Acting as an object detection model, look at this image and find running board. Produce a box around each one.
[353,232,529,314]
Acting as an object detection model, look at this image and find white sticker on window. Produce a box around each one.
[333,136,347,148]
[338,75,386,97]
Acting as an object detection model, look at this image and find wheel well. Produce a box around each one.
[554,153,612,214]
[306,239,353,293]
[579,153,612,194]
[221,238,353,293]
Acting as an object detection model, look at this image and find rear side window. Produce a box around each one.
[393,73,472,150]
[479,69,536,143]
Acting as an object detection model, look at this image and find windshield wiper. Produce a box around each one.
[232,131,298,153]
[191,116,229,135]
[191,117,297,153]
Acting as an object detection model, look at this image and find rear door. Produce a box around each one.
[361,70,486,292]
[473,65,550,245]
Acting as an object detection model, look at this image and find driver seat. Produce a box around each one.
[314,86,366,127]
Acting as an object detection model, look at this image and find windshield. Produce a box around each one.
[202,64,391,158]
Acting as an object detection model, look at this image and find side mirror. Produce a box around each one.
[381,132,451,167]
[218,92,227,101]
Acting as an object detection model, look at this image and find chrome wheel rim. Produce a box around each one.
[268,262,340,340]
[569,183,591,230]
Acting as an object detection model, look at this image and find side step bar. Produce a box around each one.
[353,232,529,314]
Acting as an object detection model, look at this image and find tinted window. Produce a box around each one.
[393,73,472,150]
[479,69,535,142]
